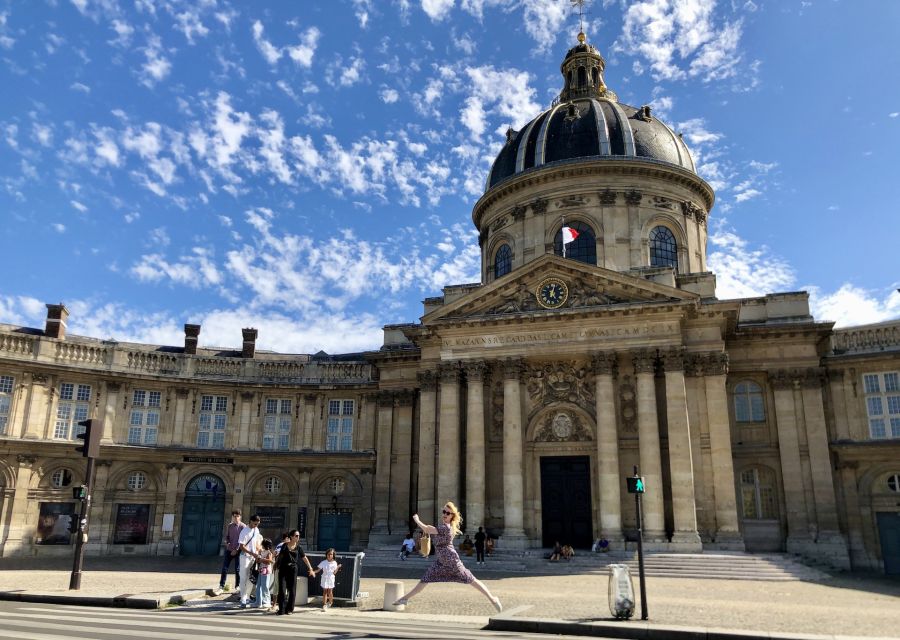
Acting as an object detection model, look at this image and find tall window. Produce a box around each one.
[198,395,228,449]
[0,375,13,436]
[553,221,596,265]
[863,372,900,439]
[55,382,91,440]
[129,389,161,445]
[649,225,678,270]
[326,399,354,451]
[494,244,512,279]
[733,380,767,443]
[740,467,778,520]
[263,398,292,450]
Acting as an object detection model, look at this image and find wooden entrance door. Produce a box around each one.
[540,456,593,549]
[179,474,226,556]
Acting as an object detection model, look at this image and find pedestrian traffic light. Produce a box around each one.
[75,418,101,458]
[72,485,87,500]
[626,476,645,494]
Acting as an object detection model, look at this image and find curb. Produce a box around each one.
[485,615,888,640]
[0,588,211,610]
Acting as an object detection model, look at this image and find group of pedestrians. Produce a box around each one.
[218,509,339,614]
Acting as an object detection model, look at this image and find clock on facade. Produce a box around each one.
[536,277,568,309]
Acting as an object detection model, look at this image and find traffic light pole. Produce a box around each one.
[69,455,95,590]
[634,466,648,620]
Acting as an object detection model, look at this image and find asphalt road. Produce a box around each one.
[0,600,595,640]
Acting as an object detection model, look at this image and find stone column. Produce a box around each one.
[237,391,254,449]
[662,349,701,547]
[702,353,743,546]
[501,358,527,547]
[101,382,119,443]
[369,391,394,540]
[437,363,461,506]
[7,375,28,439]
[800,369,850,569]
[592,352,622,543]
[827,369,851,440]
[464,361,488,531]
[23,374,51,439]
[232,466,248,515]
[5,455,37,552]
[835,461,872,569]
[159,462,182,555]
[416,371,438,523]
[390,390,414,532]
[302,394,317,450]
[771,371,811,551]
[297,468,313,548]
[87,460,112,553]
[171,388,190,446]
[632,350,665,539]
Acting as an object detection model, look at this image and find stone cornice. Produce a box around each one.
[472,158,715,229]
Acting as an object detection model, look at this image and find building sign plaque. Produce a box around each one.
[183,456,235,464]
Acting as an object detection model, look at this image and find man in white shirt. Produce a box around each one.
[237,514,261,607]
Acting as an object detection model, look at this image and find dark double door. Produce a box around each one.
[540,456,593,549]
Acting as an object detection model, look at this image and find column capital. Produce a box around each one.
[703,352,729,376]
[417,369,438,391]
[97,459,113,467]
[16,454,36,467]
[800,367,825,389]
[439,362,461,384]
[463,361,488,382]
[165,462,183,471]
[396,389,416,406]
[105,381,122,393]
[31,373,50,386]
[376,390,395,408]
[304,393,319,404]
[631,349,656,374]
[591,351,617,376]
[684,353,705,377]
[661,347,685,372]
[770,369,796,390]
[826,368,845,382]
[175,387,190,398]
[235,465,250,473]
[503,358,525,380]
[240,391,255,401]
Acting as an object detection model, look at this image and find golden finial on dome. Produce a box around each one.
[577,31,586,44]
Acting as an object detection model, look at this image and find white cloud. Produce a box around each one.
[253,20,320,68]
[889,112,899,118]
[71,200,88,213]
[175,11,209,44]
[707,230,794,299]
[141,36,172,87]
[32,123,53,147]
[809,284,900,329]
[461,65,540,141]
[380,87,400,103]
[522,0,568,54]
[352,0,373,28]
[733,188,760,203]
[70,82,91,93]
[422,0,455,22]
[109,19,134,47]
[252,20,282,64]
[131,247,222,288]
[52,223,66,233]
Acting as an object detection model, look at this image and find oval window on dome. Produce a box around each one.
[649,225,678,271]
[494,244,512,279]
[554,221,596,265]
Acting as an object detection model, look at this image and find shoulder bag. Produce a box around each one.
[419,534,431,557]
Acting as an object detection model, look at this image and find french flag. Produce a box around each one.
[562,226,579,244]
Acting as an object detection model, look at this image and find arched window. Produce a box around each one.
[127,471,147,491]
[740,467,778,520]
[494,244,512,279]
[734,381,765,422]
[649,225,678,270]
[554,221,596,265]
[591,67,599,87]
[577,67,587,89]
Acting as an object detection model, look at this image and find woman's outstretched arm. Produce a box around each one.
[413,513,438,535]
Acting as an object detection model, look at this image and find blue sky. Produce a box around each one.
[1,0,898,354]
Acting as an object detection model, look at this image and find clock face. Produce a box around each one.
[536,278,568,309]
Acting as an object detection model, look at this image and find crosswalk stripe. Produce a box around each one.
[0,608,495,640]
[0,616,268,640]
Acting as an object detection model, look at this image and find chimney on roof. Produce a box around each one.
[242,328,258,359]
[184,323,201,355]
[45,303,69,340]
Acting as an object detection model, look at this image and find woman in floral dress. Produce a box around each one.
[393,501,502,612]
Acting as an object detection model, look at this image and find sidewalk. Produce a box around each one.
[0,556,897,639]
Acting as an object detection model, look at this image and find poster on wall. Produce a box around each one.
[113,503,151,544]
[36,502,76,545]
[254,506,286,541]
[297,507,307,539]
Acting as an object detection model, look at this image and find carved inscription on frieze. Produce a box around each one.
[442,322,679,351]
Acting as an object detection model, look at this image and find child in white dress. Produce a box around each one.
[314,548,341,609]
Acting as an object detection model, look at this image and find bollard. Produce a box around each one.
[383,581,405,611]
[296,575,309,606]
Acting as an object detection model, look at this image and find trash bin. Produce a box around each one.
[305,551,365,605]
[608,563,635,619]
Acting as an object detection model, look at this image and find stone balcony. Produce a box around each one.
[0,324,374,385]
[830,319,900,356]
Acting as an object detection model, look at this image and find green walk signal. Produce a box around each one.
[626,476,646,494]
[72,485,87,500]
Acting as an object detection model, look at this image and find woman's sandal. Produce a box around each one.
[393,598,409,606]
[490,596,503,613]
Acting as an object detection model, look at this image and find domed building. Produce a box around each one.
[0,34,897,574]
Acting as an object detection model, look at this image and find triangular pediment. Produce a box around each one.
[423,255,698,323]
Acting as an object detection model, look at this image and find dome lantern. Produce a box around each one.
[558,32,617,103]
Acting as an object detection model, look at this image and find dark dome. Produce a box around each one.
[486,98,696,191]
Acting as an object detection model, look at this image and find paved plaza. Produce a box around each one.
[0,556,897,638]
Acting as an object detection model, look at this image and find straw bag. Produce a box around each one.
[419,534,431,557]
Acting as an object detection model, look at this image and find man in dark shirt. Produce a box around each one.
[474,526,487,565]
[218,509,243,592]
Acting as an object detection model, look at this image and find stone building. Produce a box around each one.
[0,33,898,573]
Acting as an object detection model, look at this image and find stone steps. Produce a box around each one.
[360,548,830,582]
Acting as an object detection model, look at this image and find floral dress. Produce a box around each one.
[420,521,475,584]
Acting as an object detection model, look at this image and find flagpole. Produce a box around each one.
[561,216,566,259]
